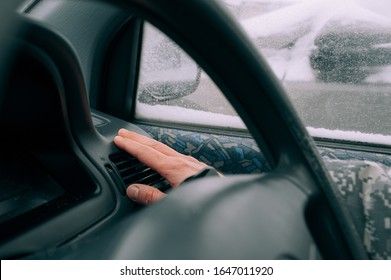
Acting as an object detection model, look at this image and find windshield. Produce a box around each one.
[136,0,391,145]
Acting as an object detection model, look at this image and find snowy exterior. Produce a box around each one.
[135,0,391,143]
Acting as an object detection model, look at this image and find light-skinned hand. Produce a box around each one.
[114,129,208,205]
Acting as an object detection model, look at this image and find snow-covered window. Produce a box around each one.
[135,0,391,145]
[135,22,244,130]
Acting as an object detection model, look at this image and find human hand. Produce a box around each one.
[114,129,209,205]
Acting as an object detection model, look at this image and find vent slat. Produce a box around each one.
[122,167,154,185]
[118,164,146,176]
[140,173,165,185]
[109,152,165,189]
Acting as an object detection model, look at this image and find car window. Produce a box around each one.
[135,0,391,145]
[135,22,245,130]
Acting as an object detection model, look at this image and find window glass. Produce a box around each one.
[136,22,244,130]
[135,0,391,145]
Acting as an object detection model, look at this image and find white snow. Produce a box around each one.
[136,102,391,145]
[366,66,391,83]
[308,127,391,146]
[237,0,391,82]
[135,0,391,146]
[135,102,246,130]
[223,0,305,6]
[240,0,391,38]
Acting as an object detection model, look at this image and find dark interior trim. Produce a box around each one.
[95,16,143,121]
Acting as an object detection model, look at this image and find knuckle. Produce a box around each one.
[165,157,185,171]
[183,155,198,162]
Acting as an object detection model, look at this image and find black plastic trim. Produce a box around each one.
[0,17,118,259]
[96,16,143,120]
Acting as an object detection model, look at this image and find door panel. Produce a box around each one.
[137,123,391,260]
[139,124,270,175]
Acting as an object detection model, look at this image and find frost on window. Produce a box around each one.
[135,23,241,130]
[137,23,200,102]
[225,0,391,143]
[235,0,391,84]
[135,1,391,144]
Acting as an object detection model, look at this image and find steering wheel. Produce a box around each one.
[0,0,367,259]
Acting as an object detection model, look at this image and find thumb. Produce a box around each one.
[126,184,166,205]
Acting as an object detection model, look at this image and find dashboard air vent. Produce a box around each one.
[109,152,166,189]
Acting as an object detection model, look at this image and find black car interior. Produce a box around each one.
[0,14,170,257]
[2,0,389,259]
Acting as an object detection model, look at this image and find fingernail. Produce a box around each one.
[118,128,128,134]
[127,185,140,201]
[114,135,123,142]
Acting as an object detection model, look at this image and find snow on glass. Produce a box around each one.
[136,0,391,144]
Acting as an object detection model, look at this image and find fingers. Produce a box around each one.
[114,128,208,192]
[126,184,166,205]
[117,129,187,159]
[114,134,168,173]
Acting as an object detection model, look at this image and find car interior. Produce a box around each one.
[0,0,390,260]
